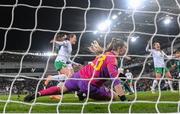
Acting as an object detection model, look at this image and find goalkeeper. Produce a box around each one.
[24,38,128,102]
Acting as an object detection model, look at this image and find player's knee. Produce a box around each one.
[60,67,70,75]
[166,74,173,79]
[47,75,52,80]
[156,75,161,80]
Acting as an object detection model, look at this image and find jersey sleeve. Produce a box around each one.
[106,56,120,86]
[145,43,152,52]
[162,51,173,59]
[148,49,154,53]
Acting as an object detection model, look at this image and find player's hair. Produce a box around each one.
[55,33,67,41]
[88,40,103,54]
[106,38,126,52]
[66,33,76,40]
[153,42,160,48]
[89,38,126,54]
[175,50,180,54]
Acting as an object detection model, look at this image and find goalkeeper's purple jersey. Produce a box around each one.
[79,51,120,87]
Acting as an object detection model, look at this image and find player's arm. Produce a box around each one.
[169,61,177,71]
[50,40,68,46]
[162,51,174,59]
[106,57,126,101]
[145,41,152,52]
[124,56,131,60]
[67,41,81,66]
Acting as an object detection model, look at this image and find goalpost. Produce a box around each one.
[0,0,180,113]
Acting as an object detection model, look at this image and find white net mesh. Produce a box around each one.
[0,0,180,113]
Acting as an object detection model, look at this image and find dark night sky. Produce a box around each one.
[0,0,112,52]
[0,0,180,54]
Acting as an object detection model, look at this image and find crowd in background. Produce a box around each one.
[0,69,179,95]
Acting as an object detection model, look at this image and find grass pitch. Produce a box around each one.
[0,91,179,113]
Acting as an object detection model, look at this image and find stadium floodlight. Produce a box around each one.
[112,15,118,20]
[44,52,56,56]
[131,36,139,42]
[97,20,111,32]
[93,30,98,35]
[118,12,122,15]
[163,16,172,25]
[100,34,103,37]
[128,0,144,9]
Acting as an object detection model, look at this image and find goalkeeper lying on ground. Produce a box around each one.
[24,38,128,102]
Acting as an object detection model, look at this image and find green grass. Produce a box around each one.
[0,91,179,113]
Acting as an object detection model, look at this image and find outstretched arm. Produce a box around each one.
[107,57,126,101]
[146,42,151,52]
[50,40,68,46]
[162,51,175,59]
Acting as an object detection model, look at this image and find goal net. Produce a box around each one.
[0,0,180,113]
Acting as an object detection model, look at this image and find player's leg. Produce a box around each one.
[162,80,169,90]
[179,78,180,92]
[68,77,126,101]
[45,69,68,100]
[59,63,74,77]
[165,69,175,92]
[119,73,133,94]
[24,72,80,102]
[24,85,68,102]
[62,64,79,97]
[47,64,73,100]
[129,80,134,93]
[151,68,162,93]
[64,72,89,100]
[49,82,64,100]
[54,60,71,77]
[44,60,68,87]
[123,81,133,95]
[178,72,180,78]
[151,73,161,93]
[44,75,52,86]
[60,67,72,77]
[67,64,74,77]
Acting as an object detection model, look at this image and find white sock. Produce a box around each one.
[152,80,158,91]
[168,80,174,91]
[179,81,180,91]
[74,91,78,97]
[130,86,134,93]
